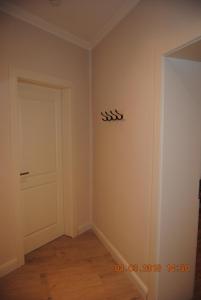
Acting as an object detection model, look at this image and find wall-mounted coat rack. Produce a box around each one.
[101,109,124,121]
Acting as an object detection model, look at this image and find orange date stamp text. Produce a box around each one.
[113,263,190,273]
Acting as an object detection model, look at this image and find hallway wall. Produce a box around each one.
[0,12,91,273]
[92,0,201,299]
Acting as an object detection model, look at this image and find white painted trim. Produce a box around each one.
[165,35,201,57]
[0,1,90,50]
[61,88,76,238]
[149,36,201,300]
[0,0,141,50]
[9,67,76,271]
[153,56,166,300]
[92,224,148,300]
[91,0,141,48]
[78,223,92,235]
[10,68,25,269]
[89,50,93,224]
[0,258,18,278]
[11,68,73,89]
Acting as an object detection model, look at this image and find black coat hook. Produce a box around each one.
[110,110,118,120]
[101,112,108,121]
[105,111,113,121]
[115,109,123,120]
[101,109,124,121]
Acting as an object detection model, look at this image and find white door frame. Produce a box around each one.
[148,35,201,299]
[9,67,76,267]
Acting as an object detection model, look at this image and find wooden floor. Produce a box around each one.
[0,231,142,300]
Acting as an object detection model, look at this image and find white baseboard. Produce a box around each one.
[92,224,148,300]
[78,223,92,235]
[0,258,18,278]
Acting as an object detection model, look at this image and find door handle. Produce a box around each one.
[20,172,30,176]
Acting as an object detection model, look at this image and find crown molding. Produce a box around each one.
[0,0,141,50]
[91,0,141,48]
[0,1,91,50]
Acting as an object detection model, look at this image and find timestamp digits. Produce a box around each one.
[113,263,190,273]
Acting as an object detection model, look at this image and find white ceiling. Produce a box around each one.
[0,0,140,49]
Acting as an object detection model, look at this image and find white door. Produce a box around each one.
[18,81,64,254]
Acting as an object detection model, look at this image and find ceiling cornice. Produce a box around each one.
[0,1,91,49]
[91,0,141,48]
[0,0,141,50]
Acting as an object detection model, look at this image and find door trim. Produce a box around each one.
[9,67,76,267]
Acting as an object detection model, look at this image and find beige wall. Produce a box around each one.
[0,12,90,267]
[92,1,201,299]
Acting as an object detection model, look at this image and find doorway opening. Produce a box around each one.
[10,68,76,268]
[159,38,201,300]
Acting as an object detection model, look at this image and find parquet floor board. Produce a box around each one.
[0,231,142,300]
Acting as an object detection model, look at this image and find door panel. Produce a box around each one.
[18,82,64,254]
[20,98,56,174]
[22,183,57,236]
